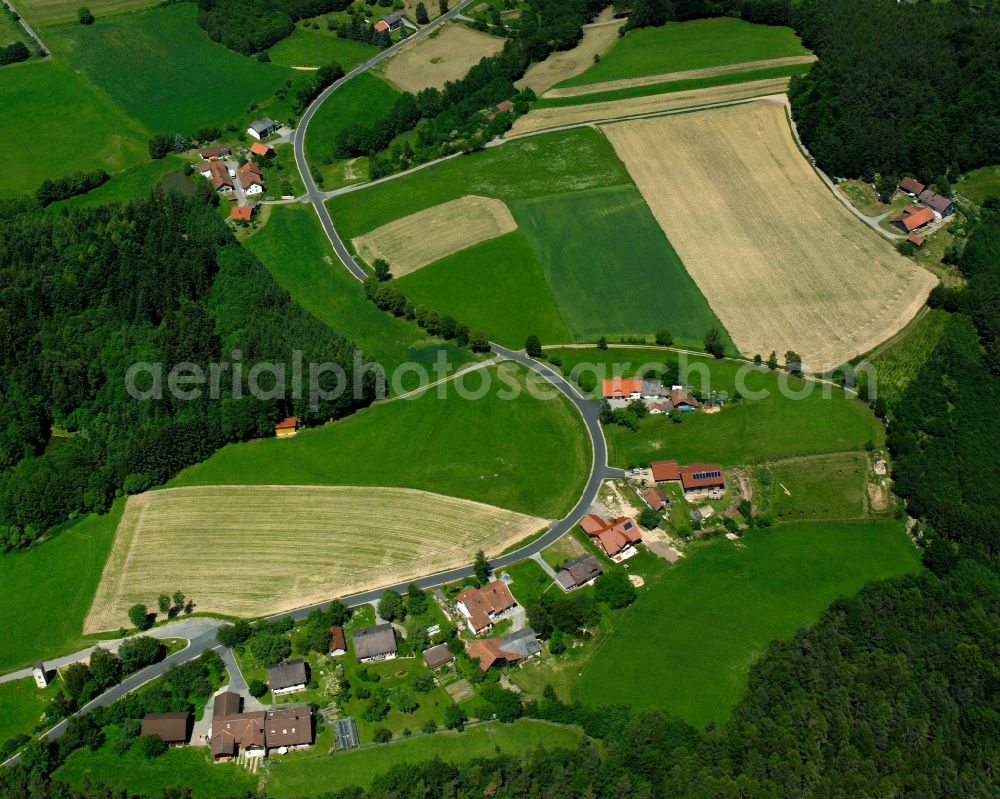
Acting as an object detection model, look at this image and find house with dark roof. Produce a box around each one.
[141,712,190,745]
[579,514,641,561]
[892,205,935,233]
[455,580,518,634]
[556,554,603,591]
[670,386,698,410]
[267,659,308,696]
[200,143,231,160]
[352,623,397,662]
[247,117,279,140]
[423,642,455,670]
[374,9,404,32]
[897,176,925,196]
[918,189,954,217]
[265,705,313,752]
[329,625,346,656]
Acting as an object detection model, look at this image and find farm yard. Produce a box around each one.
[84,485,547,632]
[557,17,810,89]
[380,23,505,92]
[170,362,590,520]
[1,59,149,197]
[602,101,939,370]
[352,195,518,275]
[574,520,921,726]
[43,3,300,133]
[509,77,793,135]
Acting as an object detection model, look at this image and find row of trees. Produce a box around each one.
[34,170,109,206]
[624,0,792,32]
[197,0,353,55]
[292,60,345,114]
[0,190,376,551]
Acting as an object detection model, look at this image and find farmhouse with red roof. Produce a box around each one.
[455,580,518,634]
[579,514,641,561]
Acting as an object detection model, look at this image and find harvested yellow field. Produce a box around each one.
[515,10,622,95]
[542,54,816,99]
[352,195,517,276]
[84,485,546,632]
[382,23,505,92]
[602,101,938,370]
[508,77,790,135]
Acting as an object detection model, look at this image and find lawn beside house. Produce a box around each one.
[0,676,63,746]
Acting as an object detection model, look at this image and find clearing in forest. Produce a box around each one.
[381,23,505,92]
[515,10,622,95]
[602,101,938,370]
[84,485,546,632]
[508,77,790,134]
[352,195,518,276]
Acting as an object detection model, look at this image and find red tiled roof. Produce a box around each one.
[642,487,668,509]
[893,206,935,232]
[230,205,254,221]
[207,160,233,190]
[602,377,642,398]
[579,513,609,534]
[329,625,346,653]
[650,459,681,482]
[495,100,514,113]
[467,638,522,671]
[907,233,925,246]
[679,463,725,491]
[250,141,273,156]
[670,387,697,407]
[374,20,389,31]
[898,176,925,195]
[275,416,298,431]
[456,580,517,632]
[580,515,640,557]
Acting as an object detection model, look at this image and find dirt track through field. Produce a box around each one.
[509,77,791,135]
[352,195,517,276]
[542,54,816,99]
[602,101,938,370]
[515,9,622,95]
[84,485,546,632]
[382,23,504,92]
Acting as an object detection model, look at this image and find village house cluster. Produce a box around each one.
[196,128,278,224]
[601,377,719,415]
[892,176,956,246]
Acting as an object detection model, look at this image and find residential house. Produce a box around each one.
[247,117,279,140]
[579,514,641,561]
[679,463,725,495]
[141,712,190,745]
[422,643,455,670]
[230,203,256,222]
[274,416,298,437]
[329,625,346,656]
[641,378,665,399]
[210,692,266,760]
[555,554,603,591]
[352,623,397,662]
[642,487,669,511]
[374,10,404,31]
[650,459,681,483]
[467,628,541,671]
[897,176,925,196]
[267,659,308,696]
[32,662,48,689]
[265,705,313,753]
[199,143,231,160]
[494,100,514,114]
[918,189,954,217]
[602,377,642,399]
[455,580,518,635]
[670,385,698,410]
[647,401,671,414]
[238,161,265,195]
[199,160,234,193]
[250,141,274,157]
[892,205,935,232]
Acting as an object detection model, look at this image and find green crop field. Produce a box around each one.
[765,452,872,522]
[10,0,158,27]
[574,520,921,726]
[548,347,884,467]
[867,310,949,406]
[171,363,590,519]
[1,59,149,197]
[244,205,473,382]
[510,185,730,348]
[0,500,122,672]
[0,676,63,745]
[268,24,378,69]
[328,127,632,239]
[398,232,572,347]
[52,156,186,209]
[306,71,401,183]
[267,720,583,797]
[56,724,257,799]
[44,3,297,133]
[535,62,811,108]
[558,17,810,88]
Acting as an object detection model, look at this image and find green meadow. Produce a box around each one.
[1,59,149,197]
[866,309,949,406]
[52,156,186,209]
[957,164,1000,205]
[268,24,379,69]
[398,232,572,347]
[574,520,921,726]
[763,452,873,523]
[0,7,29,47]
[0,676,63,745]
[9,0,158,27]
[559,17,810,88]
[171,363,590,519]
[548,347,884,467]
[327,127,632,239]
[0,500,122,672]
[244,205,473,382]
[44,3,298,132]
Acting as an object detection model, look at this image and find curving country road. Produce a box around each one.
[5,9,621,760]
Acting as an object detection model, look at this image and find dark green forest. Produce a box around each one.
[789,0,1000,181]
[196,0,353,55]
[0,190,376,551]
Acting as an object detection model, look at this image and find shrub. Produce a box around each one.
[249,679,268,697]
